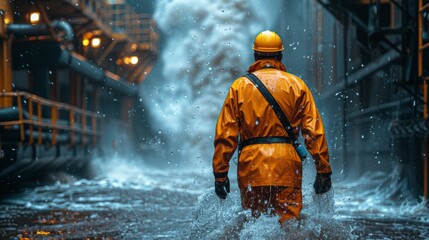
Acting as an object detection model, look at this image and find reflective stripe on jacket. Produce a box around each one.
[212,59,331,188]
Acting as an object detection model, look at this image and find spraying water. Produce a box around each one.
[149,0,282,166]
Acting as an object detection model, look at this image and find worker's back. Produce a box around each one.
[223,59,308,188]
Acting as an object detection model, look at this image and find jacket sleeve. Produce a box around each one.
[212,84,240,180]
[298,86,332,174]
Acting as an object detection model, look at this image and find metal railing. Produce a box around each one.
[0,92,102,146]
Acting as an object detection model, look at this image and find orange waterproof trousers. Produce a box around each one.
[240,186,302,223]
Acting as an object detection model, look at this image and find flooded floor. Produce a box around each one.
[0,186,196,239]
[0,159,428,239]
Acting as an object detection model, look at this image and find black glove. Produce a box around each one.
[313,172,332,194]
[215,177,230,199]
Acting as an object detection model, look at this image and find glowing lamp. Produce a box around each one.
[123,57,130,65]
[82,38,90,46]
[131,44,138,52]
[30,12,40,24]
[130,56,139,65]
[91,37,101,48]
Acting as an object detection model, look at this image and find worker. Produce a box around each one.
[212,30,332,223]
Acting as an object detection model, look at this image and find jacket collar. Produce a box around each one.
[247,59,287,73]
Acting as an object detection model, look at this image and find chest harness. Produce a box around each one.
[239,73,308,161]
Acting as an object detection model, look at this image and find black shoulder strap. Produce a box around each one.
[244,73,297,144]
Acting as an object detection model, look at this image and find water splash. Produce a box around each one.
[190,187,354,239]
[91,155,211,194]
[190,188,251,239]
[335,170,429,222]
[190,167,429,239]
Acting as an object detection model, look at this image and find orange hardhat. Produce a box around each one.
[252,30,284,52]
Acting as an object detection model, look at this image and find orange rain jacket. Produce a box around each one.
[212,59,331,188]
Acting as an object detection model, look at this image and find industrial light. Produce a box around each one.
[120,56,139,65]
[130,56,139,65]
[91,37,101,48]
[4,18,10,24]
[82,38,90,46]
[123,57,131,65]
[29,12,40,24]
[131,44,138,52]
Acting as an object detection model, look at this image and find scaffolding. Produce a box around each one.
[315,0,429,198]
[67,0,158,52]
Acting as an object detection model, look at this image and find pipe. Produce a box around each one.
[320,49,400,100]
[58,49,137,96]
[346,97,414,121]
[8,21,135,96]
[6,20,74,41]
[51,20,74,41]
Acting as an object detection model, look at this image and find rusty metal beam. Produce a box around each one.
[135,63,155,85]
[127,58,147,83]
[96,39,118,66]
[0,37,12,107]
[34,0,56,40]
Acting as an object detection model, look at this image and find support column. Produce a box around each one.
[342,20,349,175]
[70,71,81,107]
[50,70,58,101]
[423,137,429,200]
[81,78,87,146]
[31,66,50,99]
[120,96,132,123]
[0,12,12,107]
[121,96,132,145]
